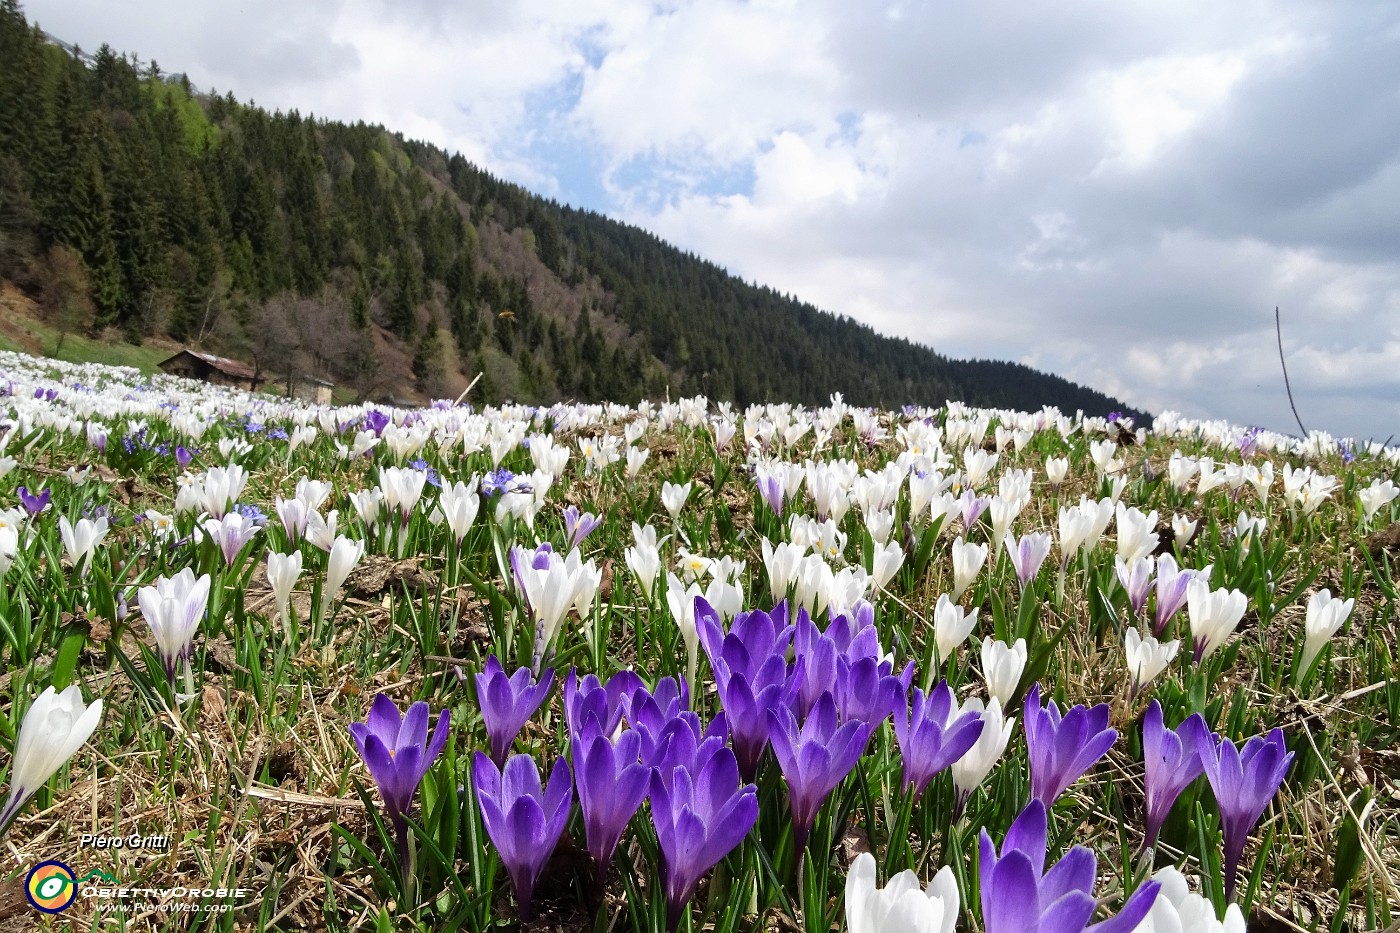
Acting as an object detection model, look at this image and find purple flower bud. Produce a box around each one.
[475,657,554,766]
[1197,726,1293,901]
[1022,683,1117,807]
[1140,700,1211,852]
[893,680,985,801]
[650,741,757,932]
[979,800,1160,933]
[473,753,572,922]
[17,486,50,517]
[766,693,870,850]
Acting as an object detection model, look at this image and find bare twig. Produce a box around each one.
[1276,306,1307,437]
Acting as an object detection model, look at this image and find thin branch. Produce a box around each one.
[1275,306,1307,437]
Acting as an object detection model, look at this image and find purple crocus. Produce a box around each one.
[563,668,644,740]
[755,470,785,517]
[1115,556,1155,616]
[1140,700,1211,852]
[1007,531,1054,590]
[1023,683,1118,807]
[1197,727,1293,901]
[893,681,985,801]
[959,488,990,529]
[572,728,650,882]
[174,445,194,471]
[475,656,555,766]
[349,693,451,875]
[17,486,49,517]
[697,600,802,779]
[650,738,758,932]
[563,505,602,551]
[473,753,573,922]
[979,800,1160,933]
[1151,554,1205,637]
[766,693,871,849]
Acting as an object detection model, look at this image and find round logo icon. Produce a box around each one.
[26,860,78,913]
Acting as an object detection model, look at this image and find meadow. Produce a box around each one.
[0,348,1396,932]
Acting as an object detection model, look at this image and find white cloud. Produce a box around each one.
[21,0,1400,439]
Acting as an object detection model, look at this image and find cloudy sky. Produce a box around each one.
[24,0,1400,440]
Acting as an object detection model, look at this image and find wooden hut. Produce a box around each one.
[158,350,264,392]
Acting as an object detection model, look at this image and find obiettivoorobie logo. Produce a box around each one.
[25,860,116,913]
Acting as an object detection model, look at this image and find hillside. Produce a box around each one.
[0,2,1140,416]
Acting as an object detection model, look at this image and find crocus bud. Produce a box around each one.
[0,686,103,836]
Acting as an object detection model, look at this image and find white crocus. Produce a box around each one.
[324,535,365,612]
[0,686,104,837]
[266,550,304,632]
[979,636,1027,705]
[661,481,692,520]
[1131,867,1246,933]
[1358,478,1398,524]
[762,538,807,600]
[59,514,109,577]
[1044,456,1069,487]
[625,524,664,599]
[932,594,978,663]
[1124,628,1178,697]
[137,568,211,687]
[1187,580,1248,664]
[845,851,959,933]
[870,539,905,592]
[1299,588,1355,674]
[665,572,704,690]
[950,536,987,602]
[0,525,17,576]
[438,478,482,543]
[1171,514,1197,548]
[951,696,1015,813]
[1116,503,1160,565]
[1057,504,1095,568]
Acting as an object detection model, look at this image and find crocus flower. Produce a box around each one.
[572,728,649,881]
[980,636,1027,706]
[1123,629,1178,698]
[932,594,978,663]
[1186,580,1248,664]
[1298,588,1354,675]
[58,514,108,576]
[136,568,211,687]
[1006,531,1053,590]
[1151,554,1208,637]
[624,523,664,599]
[1116,503,1160,565]
[324,534,365,607]
[845,851,959,933]
[1023,683,1117,807]
[1197,727,1293,901]
[1131,867,1246,933]
[951,697,1015,817]
[557,506,598,555]
[202,511,261,567]
[17,486,49,517]
[650,739,757,931]
[437,478,482,543]
[476,657,555,766]
[756,468,786,517]
[565,668,645,741]
[661,480,692,520]
[950,536,987,602]
[697,600,801,778]
[979,800,1159,933]
[0,686,103,837]
[473,753,573,921]
[893,681,984,801]
[1116,555,1155,615]
[767,693,870,849]
[1140,701,1211,852]
[350,693,451,874]
[266,550,303,632]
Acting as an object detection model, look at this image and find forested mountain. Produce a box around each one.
[0,1,1141,417]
